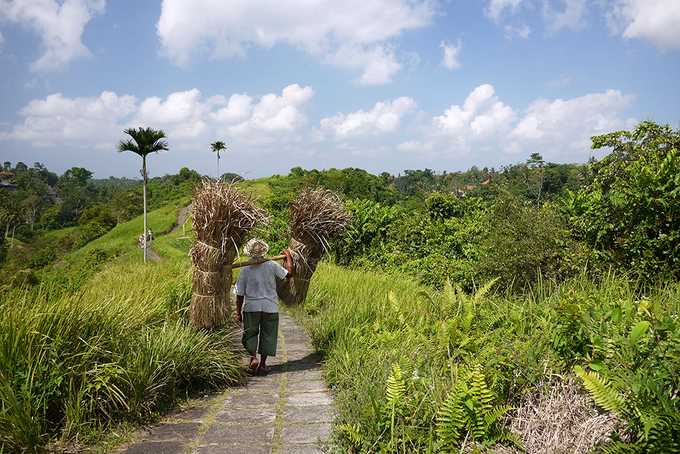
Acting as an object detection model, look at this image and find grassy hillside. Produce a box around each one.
[0,227,79,278]
[0,198,243,453]
[296,263,680,452]
[0,197,188,293]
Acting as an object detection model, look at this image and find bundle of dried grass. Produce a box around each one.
[493,379,622,454]
[277,188,350,305]
[190,179,268,329]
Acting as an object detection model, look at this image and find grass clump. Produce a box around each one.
[297,263,680,452]
[0,256,241,452]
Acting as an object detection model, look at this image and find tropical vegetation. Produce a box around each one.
[0,121,678,452]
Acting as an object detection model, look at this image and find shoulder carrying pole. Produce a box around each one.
[229,254,286,269]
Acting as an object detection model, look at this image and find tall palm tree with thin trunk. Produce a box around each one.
[118,127,168,263]
[210,141,227,180]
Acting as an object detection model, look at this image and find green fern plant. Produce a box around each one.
[574,365,624,415]
[575,365,680,452]
[338,423,366,450]
[436,366,517,451]
[385,364,406,411]
[384,363,407,448]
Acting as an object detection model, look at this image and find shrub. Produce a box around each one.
[477,192,583,289]
[565,121,680,281]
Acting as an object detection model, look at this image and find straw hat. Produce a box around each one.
[244,238,269,257]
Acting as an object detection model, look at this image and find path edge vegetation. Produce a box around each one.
[0,121,678,452]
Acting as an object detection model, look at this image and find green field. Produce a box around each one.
[0,200,243,452]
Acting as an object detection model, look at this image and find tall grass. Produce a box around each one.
[297,263,680,452]
[0,256,241,452]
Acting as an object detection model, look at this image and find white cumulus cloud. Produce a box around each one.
[509,89,634,154]
[404,84,634,162]
[434,84,515,138]
[0,0,105,72]
[1,84,314,149]
[321,97,416,138]
[606,0,680,50]
[4,91,135,146]
[440,40,462,70]
[136,89,212,140]
[210,94,253,124]
[156,0,434,84]
[326,44,402,85]
[226,84,314,141]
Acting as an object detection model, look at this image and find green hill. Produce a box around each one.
[0,196,241,453]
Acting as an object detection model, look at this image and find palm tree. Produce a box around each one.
[210,141,227,179]
[118,127,168,263]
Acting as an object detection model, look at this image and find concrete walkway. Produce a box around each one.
[117,313,334,454]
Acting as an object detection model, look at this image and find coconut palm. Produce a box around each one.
[210,141,227,179]
[118,127,168,263]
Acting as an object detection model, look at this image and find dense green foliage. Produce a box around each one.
[564,121,680,281]
[297,263,680,452]
[2,120,678,452]
[0,162,202,285]
[252,122,679,292]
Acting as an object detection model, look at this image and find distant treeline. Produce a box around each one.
[259,121,680,289]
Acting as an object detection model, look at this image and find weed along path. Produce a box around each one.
[117,313,334,454]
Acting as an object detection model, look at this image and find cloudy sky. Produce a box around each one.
[0,0,679,178]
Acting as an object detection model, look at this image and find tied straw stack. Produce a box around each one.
[277,188,351,305]
[189,180,268,330]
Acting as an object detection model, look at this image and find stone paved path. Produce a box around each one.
[117,313,333,454]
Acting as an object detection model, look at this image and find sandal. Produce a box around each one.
[257,365,271,376]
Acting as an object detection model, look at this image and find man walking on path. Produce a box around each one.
[235,238,292,375]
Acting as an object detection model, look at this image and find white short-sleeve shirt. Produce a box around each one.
[235,260,288,313]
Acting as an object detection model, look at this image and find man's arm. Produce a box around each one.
[283,249,293,279]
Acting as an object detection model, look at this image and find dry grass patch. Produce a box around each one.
[495,379,620,454]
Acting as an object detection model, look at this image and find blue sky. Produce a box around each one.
[0,0,679,178]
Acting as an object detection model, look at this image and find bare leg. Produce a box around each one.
[258,355,270,375]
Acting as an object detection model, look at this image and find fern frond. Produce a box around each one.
[436,387,467,450]
[469,367,494,411]
[638,411,661,440]
[385,363,406,414]
[473,277,499,302]
[338,423,365,448]
[574,365,625,415]
[645,413,680,452]
[484,404,512,426]
[494,430,524,449]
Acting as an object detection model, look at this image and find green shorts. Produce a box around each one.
[242,311,279,357]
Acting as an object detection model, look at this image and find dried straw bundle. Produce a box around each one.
[493,380,621,454]
[278,188,350,305]
[190,179,268,329]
